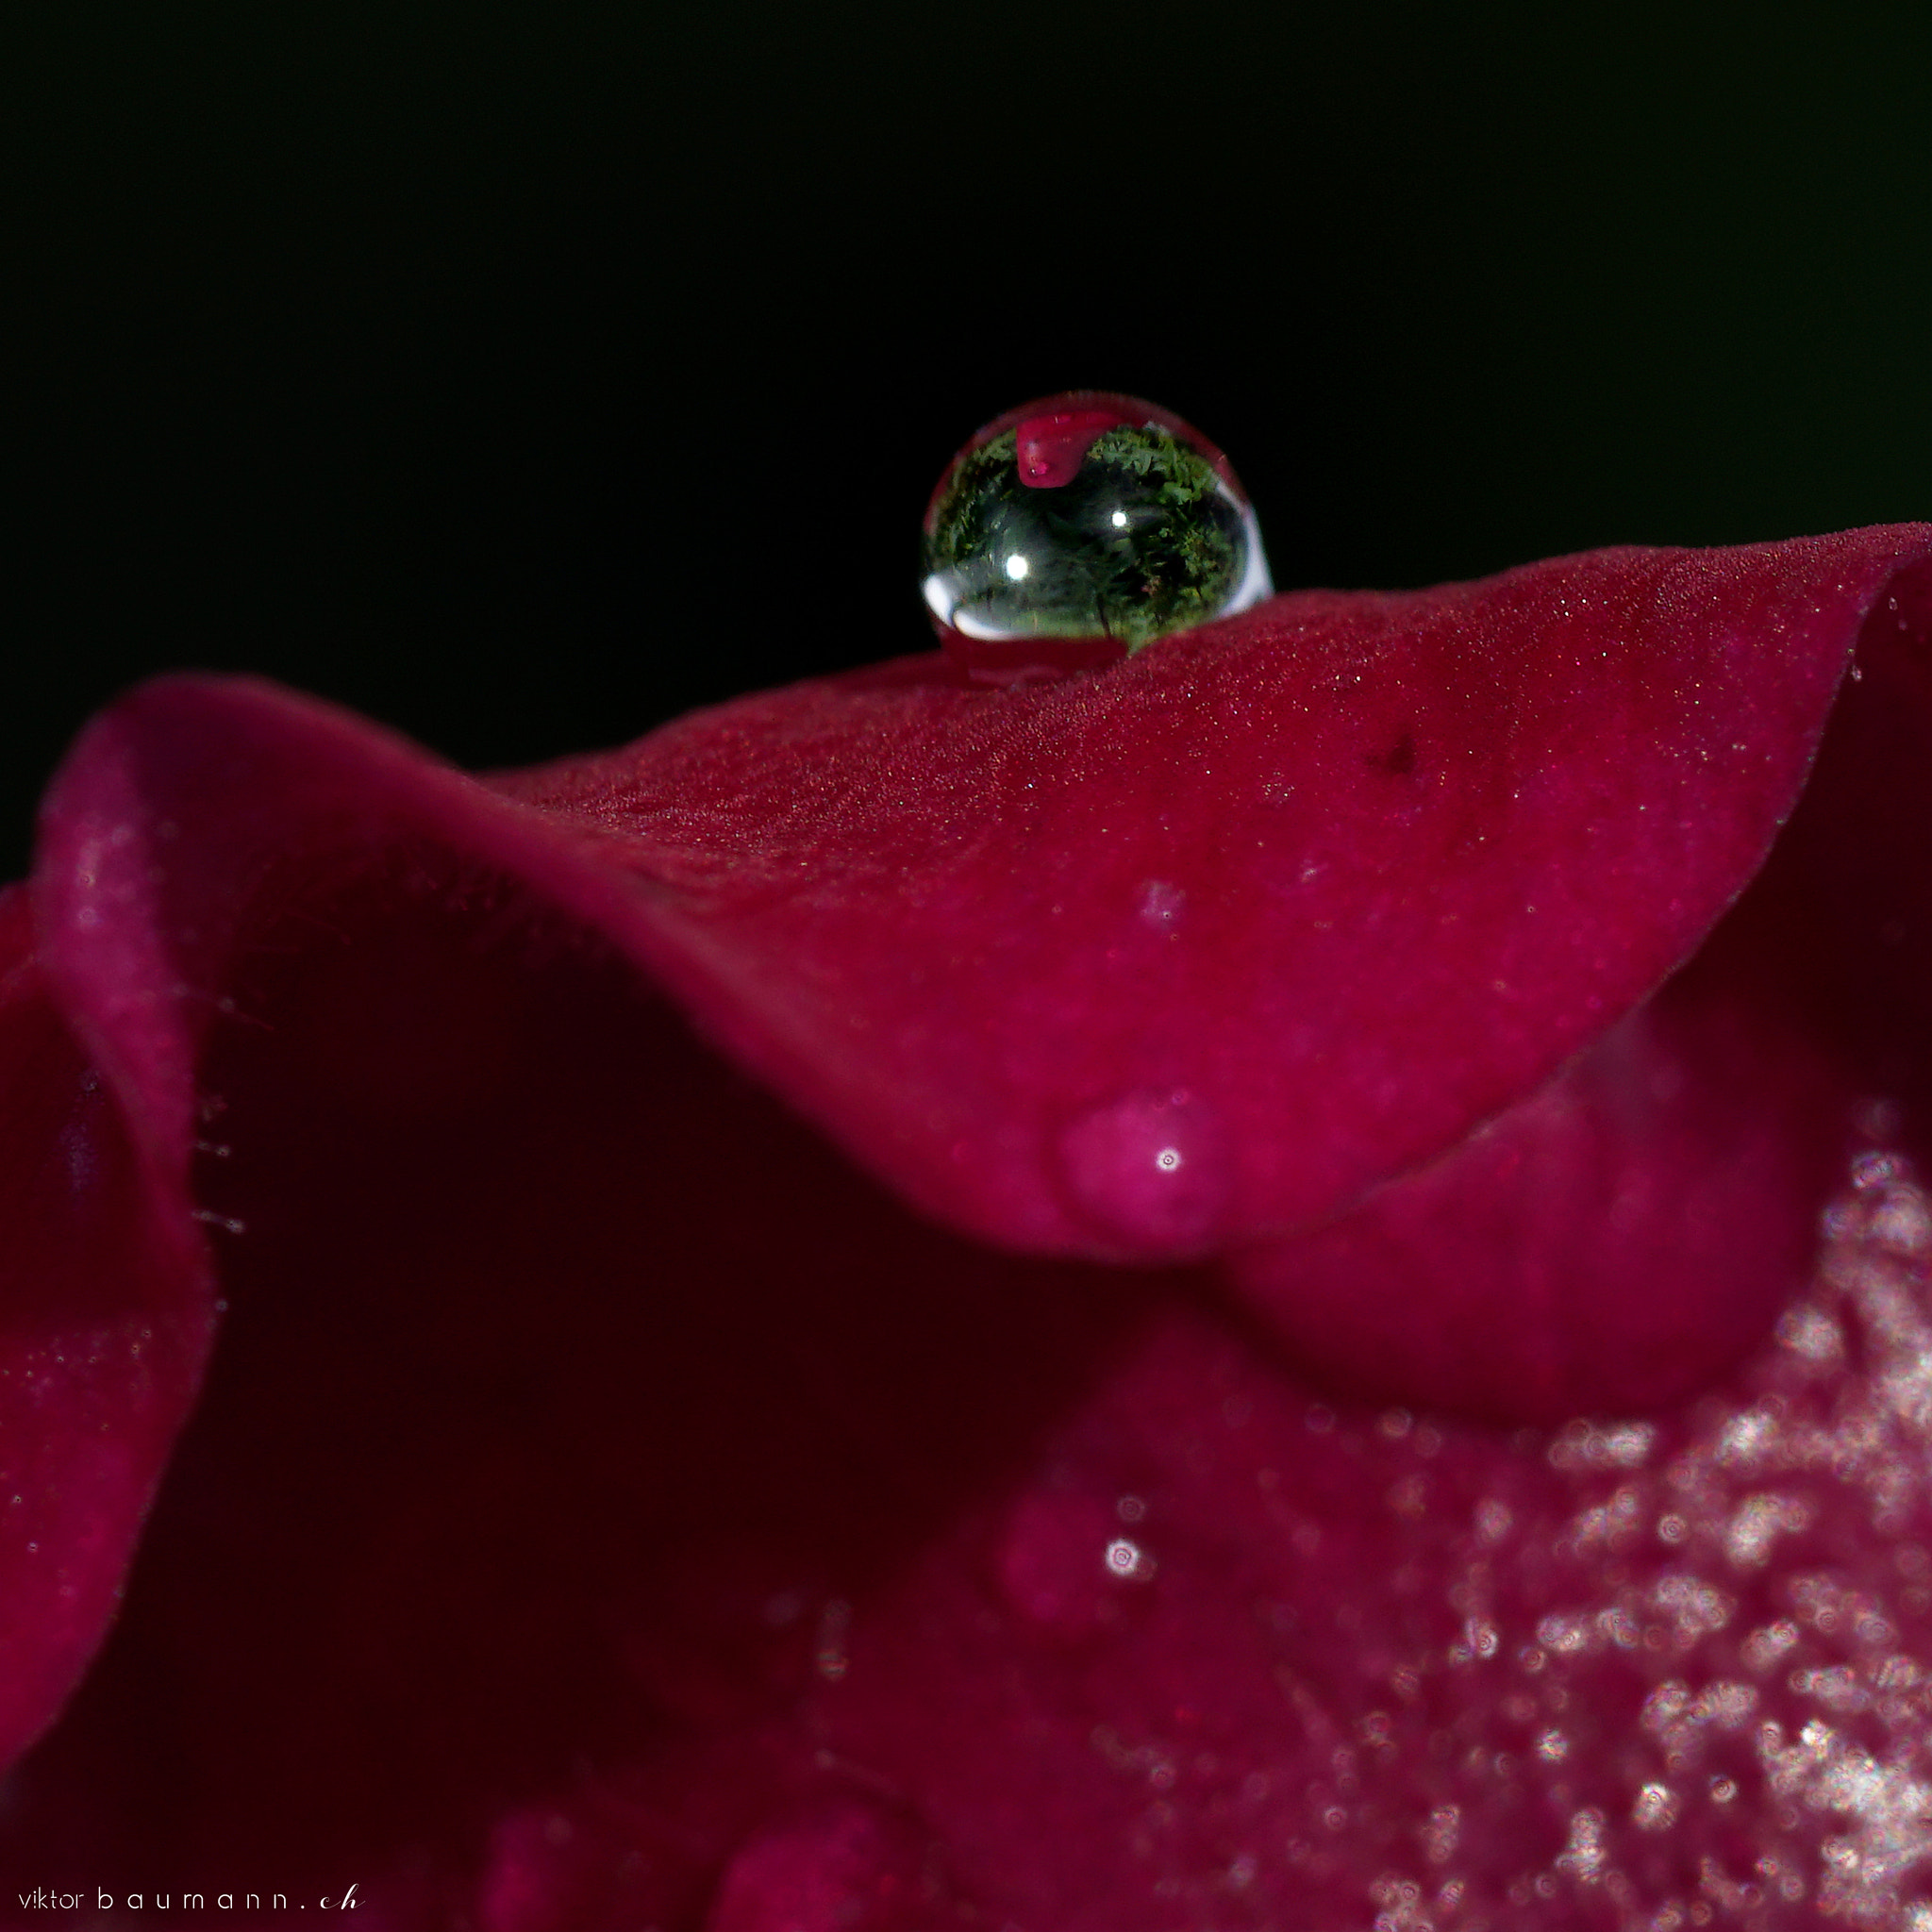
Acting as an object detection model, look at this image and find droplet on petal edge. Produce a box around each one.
[920,391,1272,684]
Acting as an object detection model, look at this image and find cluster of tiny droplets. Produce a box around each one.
[1340,1132,1932,1930]
[484,1125,1932,1926]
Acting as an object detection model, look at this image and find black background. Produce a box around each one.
[8,4,1931,878]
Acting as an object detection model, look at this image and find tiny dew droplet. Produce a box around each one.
[921,391,1272,684]
[1057,1086,1233,1254]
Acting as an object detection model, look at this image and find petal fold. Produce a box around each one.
[1226,967,1845,1421]
[0,888,209,1772]
[18,527,1930,1475]
[500,528,1930,1260]
[9,527,1932,1918]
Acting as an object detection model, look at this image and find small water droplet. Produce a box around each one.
[1474,1498,1513,1544]
[1137,878,1186,931]
[1104,1537,1156,1582]
[1056,1087,1232,1253]
[1852,1149,1898,1190]
[1631,1782,1680,1831]
[920,391,1272,683]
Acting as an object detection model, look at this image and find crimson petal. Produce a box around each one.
[493,529,1924,1261]
[6,527,1932,1923]
[0,886,210,1769]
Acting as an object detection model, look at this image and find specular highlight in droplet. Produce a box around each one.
[921,391,1272,684]
[1056,1086,1233,1255]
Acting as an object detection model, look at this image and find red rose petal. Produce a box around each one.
[498,529,1927,1269]
[35,532,1924,1294]
[8,896,1932,1926]
[1706,553,1932,1109]
[0,887,209,1772]
[0,868,1172,1905]
[823,1161,1932,1929]
[1013,406,1125,488]
[1227,967,1847,1422]
[9,529,1932,1920]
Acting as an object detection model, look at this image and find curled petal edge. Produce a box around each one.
[7,525,1932,1776]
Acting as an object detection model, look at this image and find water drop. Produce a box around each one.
[920,391,1272,683]
[1056,1087,1232,1254]
[1103,1536,1156,1582]
[1631,1782,1680,1831]
[1137,878,1186,931]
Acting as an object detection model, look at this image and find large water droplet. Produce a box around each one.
[1057,1086,1233,1254]
[921,391,1272,684]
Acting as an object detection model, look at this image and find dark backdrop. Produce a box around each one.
[8,5,1930,877]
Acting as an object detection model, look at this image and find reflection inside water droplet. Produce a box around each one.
[921,391,1272,683]
[1056,1087,1233,1254]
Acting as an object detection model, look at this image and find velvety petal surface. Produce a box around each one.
[0,887,210,1774]
[2,884,1177,1913]
[1227,964,1849,1422]
[500,529,1924,1264]
[1707,554,1932,1109]
[1225,545,1932,1424]
[7,527,1932,1924]
[6,873,1932,1929]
